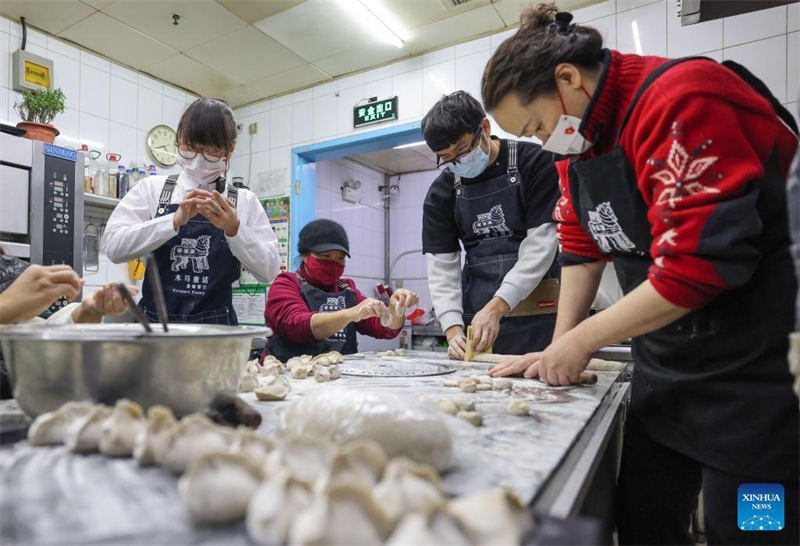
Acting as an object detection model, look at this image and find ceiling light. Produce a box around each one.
[345,0,406,49]
[393,141,427,150]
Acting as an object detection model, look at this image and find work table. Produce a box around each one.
[0,350,629,544]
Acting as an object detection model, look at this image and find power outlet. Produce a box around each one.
[236,123,244,134]
[249,122,258,135]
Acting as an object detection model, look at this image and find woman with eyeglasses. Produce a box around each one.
[420,91,561,359]
[103,98,280,325]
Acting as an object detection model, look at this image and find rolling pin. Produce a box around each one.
[468,353,598,385]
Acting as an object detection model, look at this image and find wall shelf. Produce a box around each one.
[84,193,120,208]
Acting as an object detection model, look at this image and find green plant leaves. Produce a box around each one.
[14,88,67,125]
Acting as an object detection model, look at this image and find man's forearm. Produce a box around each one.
[553,261,605,341]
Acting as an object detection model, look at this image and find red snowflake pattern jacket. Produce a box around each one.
[555,50,799,309]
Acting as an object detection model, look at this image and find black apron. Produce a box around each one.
[455,140,560,354]
[568,57,800,480]
[139,176,242,325]
[267,272,359,361]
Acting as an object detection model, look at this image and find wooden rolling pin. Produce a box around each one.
[468,353,598,385]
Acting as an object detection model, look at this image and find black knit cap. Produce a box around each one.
[297,219,351,257]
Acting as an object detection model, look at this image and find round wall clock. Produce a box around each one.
[146,124,178,168]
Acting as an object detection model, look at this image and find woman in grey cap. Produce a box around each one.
[264,219,418,360]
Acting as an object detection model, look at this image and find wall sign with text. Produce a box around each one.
[354,97,399,128]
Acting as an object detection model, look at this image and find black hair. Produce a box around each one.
[176,97,237,151]
[482,3,604,111]
[421,91,486,153]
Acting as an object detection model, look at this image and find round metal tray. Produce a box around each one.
[340,361,456,377]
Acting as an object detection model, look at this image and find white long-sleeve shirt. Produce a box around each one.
[102,173,280,284]
[426,223,558,333]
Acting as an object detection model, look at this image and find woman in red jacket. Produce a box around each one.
[265,219,418,360]
[482,4,799,544]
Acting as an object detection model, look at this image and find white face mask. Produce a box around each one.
[541,114,594,156]
[177,154,227,187]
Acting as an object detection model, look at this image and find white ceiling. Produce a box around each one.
[350,142,438,175]
[0,0,597,108]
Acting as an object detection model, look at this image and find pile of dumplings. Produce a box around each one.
[239,352,345,400]
[27,400,532,545]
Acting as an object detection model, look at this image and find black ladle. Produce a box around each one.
[145,254,169,332]
[116,284,152,333]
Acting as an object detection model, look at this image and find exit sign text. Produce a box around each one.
[354,97,399,128]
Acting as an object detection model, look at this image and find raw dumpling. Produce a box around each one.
[507,399,530,416]
[65,404,113,453]
[328,351,344,363]
[453,398,475,412]
[247,471,312,546]
[287,357,306,371]
[315,439,388,491]
[459,381,477,393]
[133,405,177,465]
[179,451,265,525]
[28,401,95,446]
[493,378,513,390]
[267,435,335,484]
[437,400,458,416]
[279,389,453,470]
[456,411,482,427]
[329,365,341,380]
[380,312,393,327]
[255,375,292,401]
[470,376,492,385]
[290,365,311,379]
[448,488,533,546]
[240,373,259,393]
[314,366,331,382]
[386,507,472,546]
[245,360,261,376]
[230,428,274,462]
[262,362,283,377]
[372,457,444,524]
[161,413,234,474]
[476,384,492,391]
[393,302,406,318]
[395,348,406,356]
[443,378,459,388]
[99,399,144,457]
[289,482,392,546]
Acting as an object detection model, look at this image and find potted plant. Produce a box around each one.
[13,88,66,144]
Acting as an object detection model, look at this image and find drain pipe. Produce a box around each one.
[383,173,391,284]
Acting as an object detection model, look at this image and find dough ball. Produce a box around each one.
[456,411,482,427]
[453,398,475,412]
[437,400,458,416]
[493,378,513,390]
[507,399,530,417]
[459,381,477,393]
[476,383,492,391]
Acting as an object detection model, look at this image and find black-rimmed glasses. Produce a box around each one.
[436,126,483,170]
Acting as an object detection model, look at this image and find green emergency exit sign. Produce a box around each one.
[354,97,399,128]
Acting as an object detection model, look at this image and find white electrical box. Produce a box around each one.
[342,186,360,203]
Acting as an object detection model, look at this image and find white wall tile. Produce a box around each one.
[588,14,617,49]
[666,0,722,58]
[270,105,292,148]
[337,73,365,91]
[364,77,392,102]
[53,107,80,148]
[617,1,666,56]
[724,35,787,103]
[292,88,313,103]
[48,51,81,111]
[455,49,491,101]
[7,90,22,124]
[250,150,271,182]
[80,64,111,118]
[787,102,799,128]
[135,129,148,165]
[393,69,423,121]
[0,31,9,89]
[229,154,248,182]
[491,28,515,49]
[163,85,186,103]
[313,93,338,141]
[423,61,455,112]
[617,0,661,12]
[249,110,271,153]
[364,65,393,83]
[292,99,313,143]
[137,74,163,93]
[338,84,366,134]
[46,36,79,61]
[270,145,293,174]
[704,50,723,63]
[137,86,163,131]
[0,17,8,35]
[110,64,138,84]
[81,51,110,72]
[423,47,455,67]
[789,32,799,104]
[236,116,252,156]
[251,99,271,115]
[79,111,109,150]
[456,36,490,58]
[271,94,293,109]
[392,56,424,76]
[723,5,787,48]
[109,122,138,165]
[0,86,7,124]
[162,96,184,130]
[312,80,337,98]
[790,3,800,33]
[573,0,617,23]
[109,75,138,128]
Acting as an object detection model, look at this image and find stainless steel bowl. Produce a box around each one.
[0,323,270,418]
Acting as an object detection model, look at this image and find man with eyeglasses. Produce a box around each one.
[421,91,561,359]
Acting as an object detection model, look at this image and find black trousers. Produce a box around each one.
[616,413,799,545]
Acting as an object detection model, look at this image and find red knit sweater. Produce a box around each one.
[555,50,798,309]
[265,268,401,344]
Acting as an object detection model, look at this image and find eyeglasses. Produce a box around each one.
[436,127,483,170]
[178,146,226,163]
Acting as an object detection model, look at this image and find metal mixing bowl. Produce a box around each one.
[0,323,270,418]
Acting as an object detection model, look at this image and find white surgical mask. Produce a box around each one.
[177,154,227,187]
[541,85,594,156]
[450,135,491,178]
